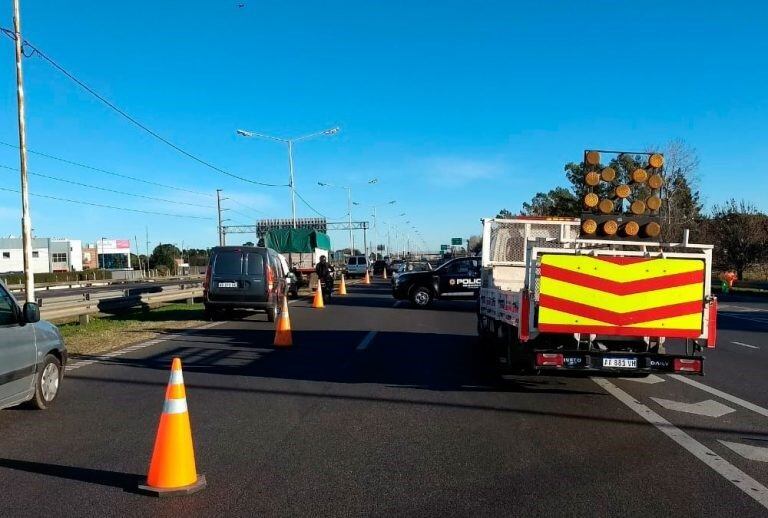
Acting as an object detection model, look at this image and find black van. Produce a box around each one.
[203,246,286,321]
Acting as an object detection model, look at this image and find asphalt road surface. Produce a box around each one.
[1,280,768,516]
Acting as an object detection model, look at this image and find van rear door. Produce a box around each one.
[243,252,267,303]
[209,250,244,302]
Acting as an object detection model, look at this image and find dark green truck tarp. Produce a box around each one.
[264,228,331,253]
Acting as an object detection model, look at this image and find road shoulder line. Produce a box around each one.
[668,374,768,418]
[593,377,768,510]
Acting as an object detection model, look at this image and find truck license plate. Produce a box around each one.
[218,282,238,288]
[603,357,637,369]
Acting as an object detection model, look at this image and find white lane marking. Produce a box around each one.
[650,397,736,418]
[620,374,665,384]
[669,375,768,419]
[720,304,768,313]
[356,331,377,351]
[593,377,768,510]
[719,441,768,463]
[731,341,759,349]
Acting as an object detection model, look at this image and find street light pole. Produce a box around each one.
[12,0,34,303]
[237,127,339,229]
[287,140,297,228]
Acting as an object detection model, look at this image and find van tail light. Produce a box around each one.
[674,358,702,374]
[535,353,563,367]
[203,266,211,291]
[267,265,275,293]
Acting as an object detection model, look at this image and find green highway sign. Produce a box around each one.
[451,238,462,246]
[440,244,449,251]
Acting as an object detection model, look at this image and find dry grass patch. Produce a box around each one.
[58,303,207,355]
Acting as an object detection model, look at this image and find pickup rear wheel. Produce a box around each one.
[410,286,433,308]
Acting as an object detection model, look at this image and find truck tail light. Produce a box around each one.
[673,358,702,374]
[536,353,563,367]
[706,298,718,349]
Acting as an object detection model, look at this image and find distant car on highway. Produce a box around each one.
[0,282,67,410]
[204,246,287,321]
[392,257,481,307]
[346,255,369,277]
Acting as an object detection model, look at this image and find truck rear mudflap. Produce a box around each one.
[532,350,704,375]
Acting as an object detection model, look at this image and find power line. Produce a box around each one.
[0,164,215,209]
[294,190,327,218]
[0,140,214,198]
[0,28,287,188]
[0,186,213,219]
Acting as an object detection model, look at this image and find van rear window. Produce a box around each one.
[213,252,242,275]
[246,253,265,276]
[347,257,356,265]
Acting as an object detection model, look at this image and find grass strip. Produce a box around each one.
[58,303,206,356]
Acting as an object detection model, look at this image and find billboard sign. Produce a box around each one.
[451,238,463,246]
[96,239,131,254]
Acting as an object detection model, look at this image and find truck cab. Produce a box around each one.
[392,257,481,307]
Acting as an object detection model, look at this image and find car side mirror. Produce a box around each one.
[22,302,40,324]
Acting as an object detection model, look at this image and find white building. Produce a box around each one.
[0,237,83,274]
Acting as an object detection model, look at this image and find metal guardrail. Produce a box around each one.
[3,275,203,293]
[41,287,203,323]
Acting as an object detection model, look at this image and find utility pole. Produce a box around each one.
[216,189,224,246]
[12,0,34,303]
[134,235,143,276]
[145,226,150,275]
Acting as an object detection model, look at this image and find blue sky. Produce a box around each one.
[1,1,766,253]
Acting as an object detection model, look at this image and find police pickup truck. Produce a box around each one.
[392,257,481,307]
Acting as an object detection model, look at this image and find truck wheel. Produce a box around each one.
[410,287,432,308]
[28,354,62,410]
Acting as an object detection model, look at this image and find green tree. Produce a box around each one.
[149,244,181,273]
[704,200,768,279]
[467,235,483,254]
[243,241,255,246]
[496,208,514,219]
[521,187,580,217]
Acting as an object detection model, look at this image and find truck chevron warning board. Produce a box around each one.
[537,255,705,338]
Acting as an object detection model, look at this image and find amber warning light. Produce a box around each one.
[579,150,664,241]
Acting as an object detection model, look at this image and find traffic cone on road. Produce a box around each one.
[139,358,206,497]
[274,296,292,347]
[364,270,371,285]
[382,268,388,279]
[338,274,347,296]
[312,278,325,309]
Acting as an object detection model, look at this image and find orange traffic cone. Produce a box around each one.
[364,270,371,285]
[139,358,206,497]
[312,278,325,309]
[337,274,347,295]
[383,268,388,279]
[274,296,292,347]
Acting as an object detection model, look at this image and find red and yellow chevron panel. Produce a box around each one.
[537,255,705,338]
